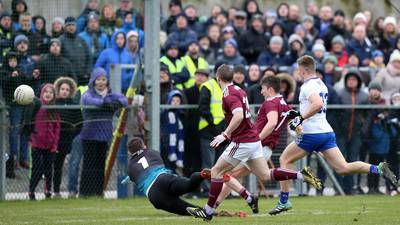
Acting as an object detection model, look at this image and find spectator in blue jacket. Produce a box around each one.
[167,13,197,57]
[346,24,373,66]
[161,90,185,175]
[216,38,247,66]
[95,30,134,94]
[76,0,100,33]
[120,11,144,49]
[79,12,109,63]
[257,35,286,67]
[79,67,128,197]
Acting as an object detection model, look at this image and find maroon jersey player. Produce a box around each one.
[186,65,322,221]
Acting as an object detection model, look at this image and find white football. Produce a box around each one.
[14,85,35,105]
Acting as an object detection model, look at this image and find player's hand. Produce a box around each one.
[289,115,304,131]
[284,109,301,120]
[210,132,230,149]
[295,125,303,135]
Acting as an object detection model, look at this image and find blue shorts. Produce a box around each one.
[295,132,337,153]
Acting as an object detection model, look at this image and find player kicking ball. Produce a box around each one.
[123,137,210,215]
[213,76,298,213]
[269,56,399,215]
[186,64,322,221]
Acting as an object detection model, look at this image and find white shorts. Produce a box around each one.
[222,141,264,167]
[240,145,273,168]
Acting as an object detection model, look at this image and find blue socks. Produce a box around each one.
[369,165,379,174]
[280,192,289,204]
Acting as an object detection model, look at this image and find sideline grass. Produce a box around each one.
[0,196,399,225]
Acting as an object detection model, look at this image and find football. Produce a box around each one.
[14,84,35,105]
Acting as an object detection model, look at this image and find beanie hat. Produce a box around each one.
[52,17,64,26]
[14,34,29,47]
[353,12,367,24]
[224,38,238,49]
[164,41,179,51]
[288,34,304,46]
[265,10,277,18]
[312,43,326,52]
[368,80,382,92]
[49,38,61,47]
[323,55,338,66]
[195,68,210,77]
[270,36,283,46]
[64,16,76,27]
[383,16,397,27]
[334,9,345,18]
[87,11,99,21]
[371,49,384,59]
[389,49,400,63]
[303,15,314,23]
[0,11,11,20]
[331,35,345,46]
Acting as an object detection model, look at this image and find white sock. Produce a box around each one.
[297,171,304,180]
[246,195,252,203]
[204,204,214,215]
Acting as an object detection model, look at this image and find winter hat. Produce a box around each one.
[294,24,307,33]
[371,49,384,59]
[303,15,314,23]
[164,41,179,51]
[127,30,139,39]
[195,68,210,77]
[235,10,247,18]
[389,49,400,63]
[224,38,238,49]
[323,55,338,66]
[49,38,61,47]
[64,16,76,27]
[0,11,11,20]
[269,36,283,46]
[265,10,277,18]
[14,34,29,47]
[288,34,304,46]
[383,16,397,27]
[222,25,234,33]
[251,14,263,23]
[331,35,345,46]
[87,11,99,21]
[368,80,382,91]
[353,12,367,24]
[52,17,64,26]
[312,43,326,53]
[334,9,345,18]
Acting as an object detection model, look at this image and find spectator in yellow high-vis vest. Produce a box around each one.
[198,64,226,190]
[160,41,190,89]
[180,40,209,89]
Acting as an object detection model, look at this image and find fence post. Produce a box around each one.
[144,0,160,150]
[0,106,7,200]
[110,64,122,94]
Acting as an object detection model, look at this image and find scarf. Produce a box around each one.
[95,88,108,98]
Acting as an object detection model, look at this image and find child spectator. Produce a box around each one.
[312,43,326,66]
[52,77,82,198]
[26,84,61,200]
[161,90,185,176]
[79,67,128,197]
[370,50,386,69]
[322,54,338,86]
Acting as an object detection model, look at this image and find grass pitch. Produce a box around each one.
[0,195,399,225]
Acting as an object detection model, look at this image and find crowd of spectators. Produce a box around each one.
[0,0,399,198]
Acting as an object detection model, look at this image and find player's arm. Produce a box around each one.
[302,93,324,119]
[224,108,244,138]
[259,111,278,140]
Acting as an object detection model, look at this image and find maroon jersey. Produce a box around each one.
[255,95,291,149]
[222,84,259,143]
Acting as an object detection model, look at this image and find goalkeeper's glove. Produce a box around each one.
[284,109,301,120]
[289,115,304,131]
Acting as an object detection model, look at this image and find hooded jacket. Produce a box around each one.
[59,30,92,86]
[11,0,28,30]
[29,84,61,152]
[78,26,109,61]
[374,63,400,104]
[95,30,134,93]
[32,15,51,55]
[120,16,144,49]
[80,68,128,142]
[54,77,82,153]
[238,26,268,64]
[76,6,100,33]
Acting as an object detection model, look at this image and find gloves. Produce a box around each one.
[289,115,304,131]
[210,132,230,149]
[284,109,301,120]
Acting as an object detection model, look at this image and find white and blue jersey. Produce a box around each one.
[296,76,337,152]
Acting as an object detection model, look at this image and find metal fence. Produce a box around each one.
[1,104,399,200]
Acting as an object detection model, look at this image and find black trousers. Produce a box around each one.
[29,149,55,193]
[147,172,203,215]
[368,153,385,190]
[53,151,68,193]
[80,140,108,197]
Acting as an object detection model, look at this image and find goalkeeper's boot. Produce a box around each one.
[186,207,213,221]
[301,166,323,190]
[200,168,211,180]
[248,195,259,214]
[268,200,292,215]
[378,162,398,187]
